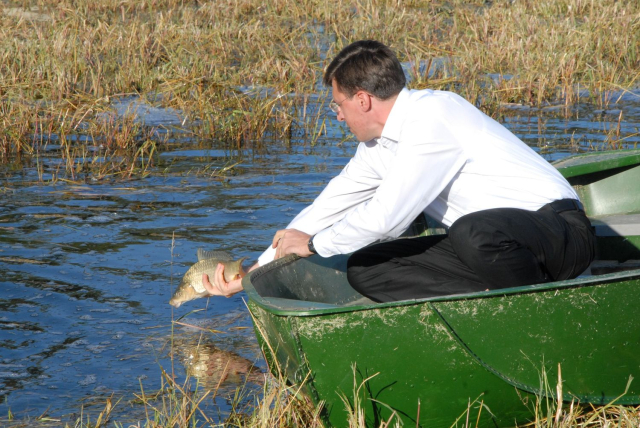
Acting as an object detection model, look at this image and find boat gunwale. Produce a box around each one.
[552,148,640,178]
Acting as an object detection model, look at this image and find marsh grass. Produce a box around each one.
[2,363,640,427]
[338,365,402,428]
[522,366,640,428]
[1,0,639,179]
[334,366,640,428]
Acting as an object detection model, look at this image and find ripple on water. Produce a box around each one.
[78,375,97,386]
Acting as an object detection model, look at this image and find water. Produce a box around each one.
[0,89,639,424]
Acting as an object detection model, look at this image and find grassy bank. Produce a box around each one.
[3,371,639,427]
[1,0,639,179]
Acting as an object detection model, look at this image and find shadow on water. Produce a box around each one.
[0,90,639,424]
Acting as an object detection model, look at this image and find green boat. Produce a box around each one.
[242,149,640,427]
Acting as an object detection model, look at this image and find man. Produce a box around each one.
[203,40,595,303]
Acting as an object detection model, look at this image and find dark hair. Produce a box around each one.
[323,40,406,100]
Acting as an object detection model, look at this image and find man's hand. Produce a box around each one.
[202,262,257,298]
[272,228,313,259]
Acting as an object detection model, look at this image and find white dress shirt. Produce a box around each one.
[258,88,578,265]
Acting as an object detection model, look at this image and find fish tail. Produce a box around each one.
[238,256,249,277]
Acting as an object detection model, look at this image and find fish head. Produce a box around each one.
[168,297,183,308]
[169,281,199,308]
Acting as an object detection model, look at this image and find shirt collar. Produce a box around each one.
[378,88,410,146]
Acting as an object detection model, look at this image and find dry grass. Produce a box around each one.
[0,0,638,179]
[2,367,639,427]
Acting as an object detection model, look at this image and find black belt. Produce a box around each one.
[548,198,584,214]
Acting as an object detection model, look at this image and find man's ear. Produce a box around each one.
[356,91,373,112]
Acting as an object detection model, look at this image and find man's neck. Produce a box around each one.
[370,93,399,138]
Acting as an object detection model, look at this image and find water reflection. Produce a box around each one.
[175,337,264,390]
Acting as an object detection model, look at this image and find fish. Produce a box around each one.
[169,249,247,308]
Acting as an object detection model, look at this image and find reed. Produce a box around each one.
[522,366,640,428]
[339,365,402,428]
[1,0,638,179]
[2,366,639,427]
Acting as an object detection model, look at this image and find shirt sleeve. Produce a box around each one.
[313,119,466,257]
[257,142,383,266]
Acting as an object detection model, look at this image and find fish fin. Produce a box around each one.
[238,256,249,277]
[197,248,232,261]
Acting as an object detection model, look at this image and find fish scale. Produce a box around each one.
[183,259,238,293]
[169,252,247,307]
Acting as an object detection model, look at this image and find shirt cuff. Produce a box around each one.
[257,246,277,266]
[312,228,340,258]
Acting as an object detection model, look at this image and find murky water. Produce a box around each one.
[0,89,638,424]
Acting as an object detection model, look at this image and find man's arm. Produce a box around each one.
[258,142,383,264]
[311,118,466,257]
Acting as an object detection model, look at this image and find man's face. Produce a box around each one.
[331,80,372,142]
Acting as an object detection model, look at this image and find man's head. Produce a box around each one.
[323,40,405,142]
[323,40,406,100]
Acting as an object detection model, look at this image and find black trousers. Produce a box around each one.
[346,199,596,303]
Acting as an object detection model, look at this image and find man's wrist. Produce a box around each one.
[308,235,317,254]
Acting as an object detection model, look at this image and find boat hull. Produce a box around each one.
[244,256,640,427]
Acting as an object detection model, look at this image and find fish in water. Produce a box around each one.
[169,249,247,307]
